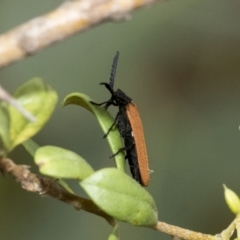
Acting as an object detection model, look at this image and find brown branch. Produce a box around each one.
[0,0,165,69]
[0,157,234,239]
[152,221,216,240]
[0,157,116,226]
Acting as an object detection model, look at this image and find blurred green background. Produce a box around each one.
[1,0,240,239]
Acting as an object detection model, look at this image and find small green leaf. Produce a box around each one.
[22,139,40,157]
[223,184,240,214]
[80,168,158,227]
[108,225,119,240]
[22,139,74,193]
[62,93,125,172]
[0,102,11,151]
[35,146,94,180]
[8,78,58,150]
[58,179,75,194]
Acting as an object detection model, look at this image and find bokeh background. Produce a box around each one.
[1,0,240,239]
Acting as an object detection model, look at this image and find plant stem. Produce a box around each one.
[152,221,216,240]
[0,0,166,68]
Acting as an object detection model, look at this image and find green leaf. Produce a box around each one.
[80,168,158,227]
[0,102,11,151]
[35,146,94,180]
[22,139,74,194]
[58,179,75,194]
[62,93,125,172]
[22,139,40,157]
[223,184,240,214]
[8,78,58,150]
[108,225,119,240]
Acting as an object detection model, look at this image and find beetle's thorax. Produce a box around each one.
[114,89,132,106]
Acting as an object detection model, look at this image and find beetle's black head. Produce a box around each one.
[97,84,132,108]
[114,89,132,106]
[90,52,132,109]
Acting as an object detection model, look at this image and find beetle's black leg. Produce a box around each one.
[103,111,121,138]
[100,82,115,95]
[90,100,110,106]
[110,142,134,158]
[110,146,126,158]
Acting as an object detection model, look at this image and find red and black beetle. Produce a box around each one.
[91,51,150,186]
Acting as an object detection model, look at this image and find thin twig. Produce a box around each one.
[218,213,240,240]
[0,157,236,239]
[0,157,115,226]
[0,0,165,68]
[152,221,216,240]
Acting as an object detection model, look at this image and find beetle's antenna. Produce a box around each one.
[109,51,119,89]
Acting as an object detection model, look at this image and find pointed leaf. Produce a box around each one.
[8,78,58,150]
[58,179,75,194]
[22,138,40,156]
[35,146,94,180]
[62,93,125,172]
[223,184,240,214]
[80,168,158,227]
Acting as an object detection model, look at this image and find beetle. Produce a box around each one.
[91,51,150,186]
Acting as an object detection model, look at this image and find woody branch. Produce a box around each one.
[0,157,115,226]
[0,157,219,240]
[0,0,165,69]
